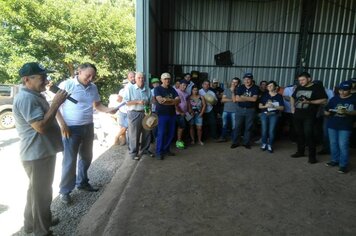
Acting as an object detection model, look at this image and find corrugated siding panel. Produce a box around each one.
[309,0,356,89]
[163,0,303,87]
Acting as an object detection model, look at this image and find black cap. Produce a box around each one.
[19,62,55,77]
[243,72,253,79]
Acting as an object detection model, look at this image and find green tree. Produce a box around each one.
[0,0,136,101]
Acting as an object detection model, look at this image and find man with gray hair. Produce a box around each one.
[123,72,152,160]
[13,62,68,235]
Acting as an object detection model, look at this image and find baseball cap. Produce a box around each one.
[151,78,160,84]
[243,73,253,79]
[338,81,352,90]
[19,62,55,77]
[179,79,189,85]
[212,78,219,83]
[161,72,171,79]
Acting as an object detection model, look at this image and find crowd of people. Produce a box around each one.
[12,61,355,235]
[112,70,355,174]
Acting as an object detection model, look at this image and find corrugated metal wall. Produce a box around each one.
[308,0,356,89]
[147,0,355,88]
[161,0,302,86]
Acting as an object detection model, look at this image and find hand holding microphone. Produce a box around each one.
[49,85,78,104]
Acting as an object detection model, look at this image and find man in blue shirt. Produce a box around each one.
[233,73,259,149]
[154,73,180,159]
[124,72,152,160]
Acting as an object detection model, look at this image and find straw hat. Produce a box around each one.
[204,93,217,105]
[142,113,159,130]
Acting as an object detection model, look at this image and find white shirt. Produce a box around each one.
[59,77,100,126]
[199,89,216,113]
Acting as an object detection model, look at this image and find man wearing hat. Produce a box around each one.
[154,72,180,159]
[13,62,68,235]
[234,73,260,149]
[123,72,152,160]
[290,72,327,164]
[56,63,118,204]
[324,80,356,173]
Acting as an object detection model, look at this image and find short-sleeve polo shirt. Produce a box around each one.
[59,77,100,126]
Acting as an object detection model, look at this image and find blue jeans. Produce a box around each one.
[328,128,351,168]
[260,112,279,146]
[59,123,94,194]
[236,107,256,145]
[221,111,237,143]
[156,115,176,156]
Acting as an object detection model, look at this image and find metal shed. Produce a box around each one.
[136,0,355,89]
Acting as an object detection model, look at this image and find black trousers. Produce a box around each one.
[293,115,317,161]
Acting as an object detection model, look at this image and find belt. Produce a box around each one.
[130,110,144,112]
[238,106,255,109]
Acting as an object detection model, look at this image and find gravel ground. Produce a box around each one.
[12,144,127,236]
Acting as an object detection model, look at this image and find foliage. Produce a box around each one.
[0,0,136,102]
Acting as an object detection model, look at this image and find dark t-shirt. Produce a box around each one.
[236,85,259,108]
[154,85,179,116]
[260,93,285,114]
[325,94,356,130]
[292,83,327,118]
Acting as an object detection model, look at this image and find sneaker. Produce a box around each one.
[60,194,71,204]
[291,152,305,158]
[199,141,204,146]
[230,143,239,149]
[156,155,164,160]
[338,167,347,174]
[260,144,267,151]
[176,140,185,149]
[133,156,141,161]
[267,145,273,153]
[325,161,338,167]
[77,184,99,192]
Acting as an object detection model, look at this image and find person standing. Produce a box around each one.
[282,83,297,142]
[218,78,239,144]
[154,72,180,160]
[324,81,356,173]
[123,72,152,160]
[174,79,190,149]
[199,80,218,140]
[184,73,195,95]
[189,85,206,145]
[13,62,68,235]
[56,63,117,204]
[114,79,130,146]
[258,81,285,153]
[234,73,259,149]
[290,72,327,163]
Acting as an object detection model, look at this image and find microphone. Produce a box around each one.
[49,85,78,104]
